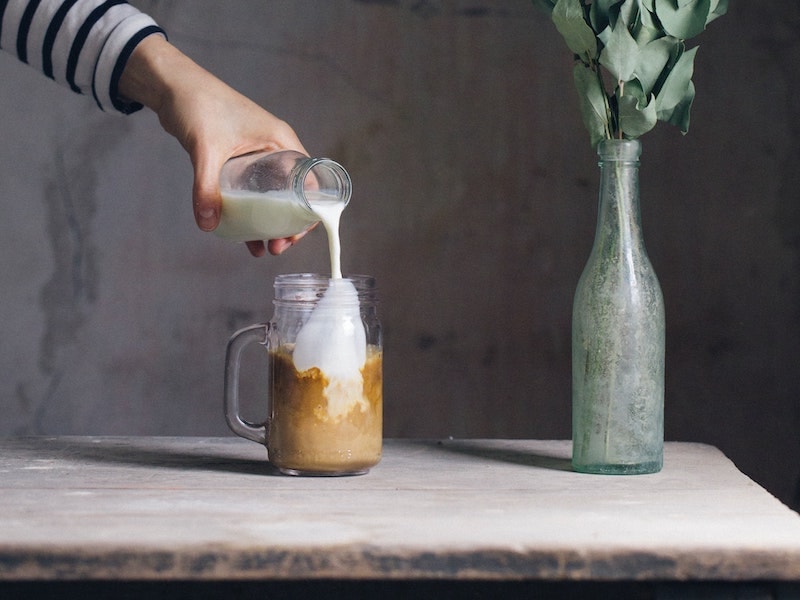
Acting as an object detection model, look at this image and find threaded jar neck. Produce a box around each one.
[272,273,377,308]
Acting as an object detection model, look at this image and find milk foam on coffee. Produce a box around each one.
[290,194,368,419]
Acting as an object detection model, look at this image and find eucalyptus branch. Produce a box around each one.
[537,0,727,147]
[592,59,614,140]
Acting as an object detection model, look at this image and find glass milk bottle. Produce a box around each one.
[214,150,352,241]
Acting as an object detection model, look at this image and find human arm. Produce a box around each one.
[1,0,307,256]
[117,34,309,257]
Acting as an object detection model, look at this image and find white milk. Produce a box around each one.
[216,189,323,241]
[309,196,347,279]
[291,193,368,418]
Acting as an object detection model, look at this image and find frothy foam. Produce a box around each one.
[292,279,366,375]
[291,193,368,417]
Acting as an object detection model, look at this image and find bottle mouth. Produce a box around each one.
[292,158,352,209]
[596,139,642,162]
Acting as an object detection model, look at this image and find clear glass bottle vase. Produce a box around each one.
[572,139,665,475]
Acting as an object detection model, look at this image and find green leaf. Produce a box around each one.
[599,19,640,82]
[655,45,697,116]
[651,38,684,94]
[619,84,658,138]
[617,0,638,27]
[552,0,598,60]
[573,63,610,146]
[590,0,624,32]
[531,0,557,13]
[707,0,728,24]
[596,0,626,15]
[622,77,647,103]
[635,36,679,96]
[654,0,711,39]
[662,80,695,133]
[632,6,664,44]
[538,0,722,146]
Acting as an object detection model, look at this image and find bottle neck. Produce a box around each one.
[594,140,643,251]
[290,158,352,209]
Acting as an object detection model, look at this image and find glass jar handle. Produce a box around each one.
[224,324,270,444]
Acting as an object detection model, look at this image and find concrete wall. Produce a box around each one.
[0,1,798,510]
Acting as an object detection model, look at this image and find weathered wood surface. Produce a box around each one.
[1,437,799,581]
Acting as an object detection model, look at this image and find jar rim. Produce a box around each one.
[272,273,378,305]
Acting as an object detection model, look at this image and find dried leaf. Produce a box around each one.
[536,0,723,143]
[619,82,658,137]
[654,0,711,39]
[552,0,598,59]
[600,20,640,82]
[573,63,610,147]
[707,0,728,24]
[617,0,638,27]
[531,0,558,13]
[632,5,663,44]
[662,80,695,133]
[590,0,625,31]
[655,45,697,116]
[635,37,679,96]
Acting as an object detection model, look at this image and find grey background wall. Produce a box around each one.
[1,1,798,510]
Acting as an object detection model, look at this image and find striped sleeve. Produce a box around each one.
[0,0,166,114]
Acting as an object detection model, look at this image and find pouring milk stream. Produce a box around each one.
[217,151,367,418]
[291,197,367,418]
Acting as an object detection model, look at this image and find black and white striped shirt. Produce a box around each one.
[0,0,165,114]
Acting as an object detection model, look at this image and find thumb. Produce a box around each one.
[192,152,224,232]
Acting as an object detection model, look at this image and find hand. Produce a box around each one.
[118,35,308,256]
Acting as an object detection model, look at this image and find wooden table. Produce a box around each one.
[1,437,799,597]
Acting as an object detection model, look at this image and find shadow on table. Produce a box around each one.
[424,439,573,472]
[17,437,574,477]
[38,437,280,477]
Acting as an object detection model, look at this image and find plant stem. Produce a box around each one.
[591,57,614,140]
[606,158,628,463]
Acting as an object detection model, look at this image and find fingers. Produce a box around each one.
[266,238,292,255]
[192,153,224,232]
[266,225,314,256]
[195,201,219,231]
[245,240,267,257]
